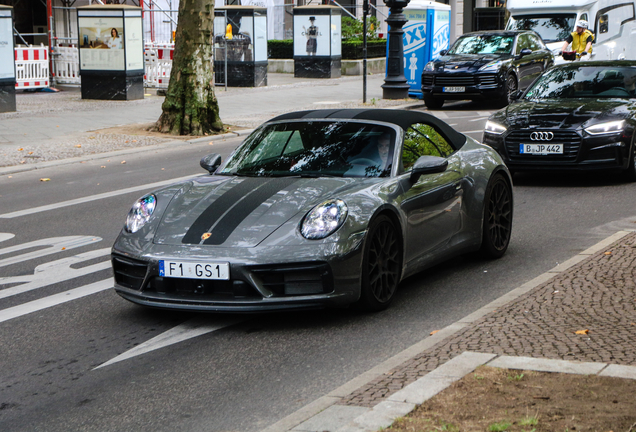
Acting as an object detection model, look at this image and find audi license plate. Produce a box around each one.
[443,86,465,93]
[520,144,563,155]
[159,260,230,280]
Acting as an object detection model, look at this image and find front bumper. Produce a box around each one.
[111,240,365,312]
[482,128,633,172]
[421,72,506,100]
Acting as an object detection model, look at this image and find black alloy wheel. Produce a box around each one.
[357,215,403,311]
[620,139,636,182]
[480,174,513,258]
[501,74,518,107]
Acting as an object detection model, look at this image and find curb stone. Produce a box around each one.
[262,230,636,432]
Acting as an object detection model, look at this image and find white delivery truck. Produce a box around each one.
[505,0,636,62]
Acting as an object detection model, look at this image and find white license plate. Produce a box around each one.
[443,86,465,93]
[519,144,564,155]
[159,260,230,280]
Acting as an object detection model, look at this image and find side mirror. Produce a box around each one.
[410,156,448,183]
[439,49,448,56]
[509,90,522,101]
[200,153,222,174]
[517,48,532,58]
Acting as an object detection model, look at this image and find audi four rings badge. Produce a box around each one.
[530,132,554,141]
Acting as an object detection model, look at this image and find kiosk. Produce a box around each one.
[293,6,341,79]
[398,0,450,98]
[214,6,268,87]
[77,5,144,100]
[0,6,16,113]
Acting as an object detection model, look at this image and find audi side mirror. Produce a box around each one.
[439,49,448,56]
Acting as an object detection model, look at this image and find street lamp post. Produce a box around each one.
[381,0,410,99]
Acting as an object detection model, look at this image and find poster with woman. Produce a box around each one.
[79,16,125,70]
[294,15,330,56]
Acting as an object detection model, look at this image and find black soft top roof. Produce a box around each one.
[268,109,467,149]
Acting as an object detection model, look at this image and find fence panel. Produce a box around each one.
[14,45,50,89]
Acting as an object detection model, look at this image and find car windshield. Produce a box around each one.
[219,121,396,178]
[507,14,576,43]
[448,34,514,55]
[524,66,636,100]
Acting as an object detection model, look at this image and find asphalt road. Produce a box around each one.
[1,102,635,432]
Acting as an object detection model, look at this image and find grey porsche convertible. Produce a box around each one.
[111,109,513,312]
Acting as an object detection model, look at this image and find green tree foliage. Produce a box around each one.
[341,16,381,41]
[402,124,454,169]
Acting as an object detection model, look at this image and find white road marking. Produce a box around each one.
[0,175,196,219]
[469,117,488,122]
[0,233,15,243]
[0,236,102,268]
[0,278,112,324]
[0,247,111,299]
[477,111,493,116]
[428,111,449,119]
[94,316,245,369]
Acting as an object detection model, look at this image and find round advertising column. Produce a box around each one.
[77,5,144,100]
[0,6,16,113]
[293,6,341,79]
[213,6,268,87]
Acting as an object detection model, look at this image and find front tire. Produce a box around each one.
[356,215,403,311]
[620,141,636,182]
[424,95,444,110]
[499,74,518,107]
[479,174,513,258]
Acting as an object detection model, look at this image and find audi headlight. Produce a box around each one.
[126,194,157,233]
[479,60,504,72]
[301,199,348,240]
[584,120,625,135]
[424,61,435,71]
[485,120,507,135]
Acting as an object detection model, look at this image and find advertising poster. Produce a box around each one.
[294,15,330,56]
[124,17,143,70]
[79,16,125,70]
[330,15,341,57]
[432,10,450,59]
[0,14,15,80]
[402,10,427,88]
[254,15,267,62]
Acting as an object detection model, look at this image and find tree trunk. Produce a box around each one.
[156,0,223,136]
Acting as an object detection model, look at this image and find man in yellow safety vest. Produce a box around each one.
[561,20,594,58]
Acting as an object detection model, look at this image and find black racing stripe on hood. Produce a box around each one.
[202,177,300,245]
[182,178,264,244]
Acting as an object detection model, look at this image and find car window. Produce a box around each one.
[528,34,544,51]
[402,123,454,171]
[507,14,576,43]
[515,35,529,54]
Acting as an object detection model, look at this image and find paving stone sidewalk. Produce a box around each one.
[342,231,636,408]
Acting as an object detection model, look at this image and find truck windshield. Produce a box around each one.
[507,14,576,43]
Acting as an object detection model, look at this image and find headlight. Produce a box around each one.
[479,60,504,72]
[424,61,435,71]
[584,120,625,135]
[485,120,507,135]
[301,199,348,240]
[126,194,157,233]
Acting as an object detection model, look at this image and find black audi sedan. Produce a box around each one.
[421,30,554,109]
[482,61,636,181]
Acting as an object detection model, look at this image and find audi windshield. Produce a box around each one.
[524,66,636,100]
[507,14,576,43]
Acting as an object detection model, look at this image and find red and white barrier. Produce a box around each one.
[144,43,174,89]
[52,45,80,85]
[14,45,50,89]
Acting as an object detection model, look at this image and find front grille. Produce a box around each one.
[478,74,497,87]
[434,76,475,86]
[251,263,333,296]
[504,130,582,161]
[112,255,148,290]
[144,276,261,300]
[422,75,434,86]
